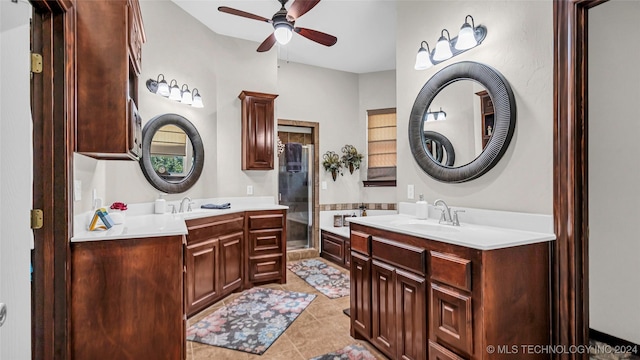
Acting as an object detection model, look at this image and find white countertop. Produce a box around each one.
[72,197,287,242]
[348,205,556,251]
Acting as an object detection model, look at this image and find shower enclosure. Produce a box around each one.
[278,127,314,250]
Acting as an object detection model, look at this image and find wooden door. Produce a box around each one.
[185,239,219,316]
[396,269,427,360]
[350,251,371,339]
[219,232,243,296]
[371,260,397,358]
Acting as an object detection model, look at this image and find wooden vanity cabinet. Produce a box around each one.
[245,209,287,286]
[71,235,185,359]
[185,213,244,317]
[76,0,145,160]
[238,91,279,170]
[349,223,550,360]
[320,230,351,268]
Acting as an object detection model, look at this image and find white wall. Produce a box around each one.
[396,0,554,214]
[588,0,640,345]
[0,0,32,357]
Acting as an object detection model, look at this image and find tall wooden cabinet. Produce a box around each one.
[238,91,278,170]
[76,0,145,160]
[476,90,494,149]
[350,223,550,360]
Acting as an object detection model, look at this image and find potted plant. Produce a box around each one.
[322,151,343,181]
[341,144,364,174]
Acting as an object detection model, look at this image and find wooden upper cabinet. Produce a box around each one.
[76,0,146,160]
[238,91,278,170]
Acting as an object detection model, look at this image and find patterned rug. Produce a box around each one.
[287,258,350,299]
[186,287,316,355]
[310,344,377,360]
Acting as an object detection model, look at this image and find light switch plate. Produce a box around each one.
[247,185,254,195]
[321,181,327,190]
[407,184,415,200]
[74,180,82,201]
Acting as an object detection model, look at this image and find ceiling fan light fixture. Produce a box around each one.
[274,23,293,45]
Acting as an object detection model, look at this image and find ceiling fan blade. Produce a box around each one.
[294,27,337,47]
[286,0,320,21]
[257,33,277,52]
[218,6,272,23]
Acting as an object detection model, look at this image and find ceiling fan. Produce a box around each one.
[218,0,338,52]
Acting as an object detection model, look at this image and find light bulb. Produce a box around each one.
[274,24,293,45]
[436,109,447,121]
[433,34,453,61]
[191,89,203,108]
[455,22,477,50]
[414,46,433,70]
[169,82,181,101]
[157,80,170,97]
[180,85,192,105]
[426,111,435,122]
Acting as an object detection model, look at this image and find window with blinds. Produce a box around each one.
[366,108,396,186]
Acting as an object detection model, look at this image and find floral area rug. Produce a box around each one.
[287,258,350,299]
[186,287,315,355]
[310,344,377,360]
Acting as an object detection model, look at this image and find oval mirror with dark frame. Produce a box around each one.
[409,61,516,183]
[139,113,205,193]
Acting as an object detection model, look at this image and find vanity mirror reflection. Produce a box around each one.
[139,113,204,193]
[409,61,516,183]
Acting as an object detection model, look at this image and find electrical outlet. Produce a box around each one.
[246,185,254,195]
[321,181,327,190]
[407,184,415,200]
[74,180,82,201]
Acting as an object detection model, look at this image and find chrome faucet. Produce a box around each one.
[434,199,452,224]
[179,197,192,213]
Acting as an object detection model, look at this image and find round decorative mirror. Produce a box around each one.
[409,61,516,183]
[139,113,204,193]
[424,131,455,166]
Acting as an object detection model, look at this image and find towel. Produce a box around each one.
[200,203,231,210]
[285,142,303,173]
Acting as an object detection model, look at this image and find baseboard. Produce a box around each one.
[590,328,639,355]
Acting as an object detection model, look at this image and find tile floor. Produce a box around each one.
[186,257,387,360]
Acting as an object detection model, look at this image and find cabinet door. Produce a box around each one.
[350,251,371,339]
[219,232,243,296]
[371,260,397,359]
[320,231,345,266]
[185,239,219,316]
[239,91,278,170]
[344,240,351,268]
[430,282,473,356]
[396,269,427,360]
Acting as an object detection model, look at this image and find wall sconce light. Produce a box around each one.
[414,15,487,70]
[146,74,204,108]
[424,108,447,122]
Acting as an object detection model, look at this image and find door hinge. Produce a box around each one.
[31,53,43,74]
[30,209,43,230]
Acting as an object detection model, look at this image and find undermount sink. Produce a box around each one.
[389,219,461,233]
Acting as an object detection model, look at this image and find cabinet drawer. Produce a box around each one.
[186,215,244,245]
[247,212,284,230]
[430,251,472,292]
[371,237,425,275]
[248,229,283,256]
[249,255,283,282]
[350,231,371,255]
[428,340,466,360]
[431,283,473,356]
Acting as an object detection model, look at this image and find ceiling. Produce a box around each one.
[171,0,397,74]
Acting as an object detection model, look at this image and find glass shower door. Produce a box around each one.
[278,144,313,250]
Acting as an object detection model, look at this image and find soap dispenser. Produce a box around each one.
[416,194,428,220]
[155,194,167,214]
